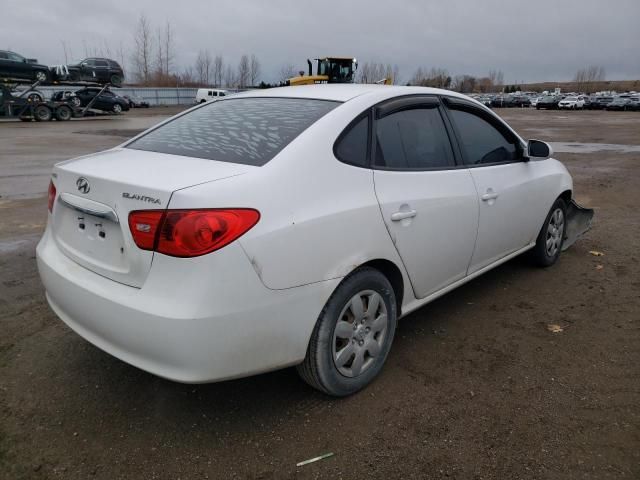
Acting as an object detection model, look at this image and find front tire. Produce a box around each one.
[109,74,122,86]
[34,70,49,83]
[297,267,397,397]
[112,103,123,114]
[531,198,567,267]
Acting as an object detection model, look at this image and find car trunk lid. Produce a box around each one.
[50,148,249,287]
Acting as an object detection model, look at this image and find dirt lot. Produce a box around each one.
[1,108,638,479]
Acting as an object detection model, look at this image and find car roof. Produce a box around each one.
[231,84,475,103]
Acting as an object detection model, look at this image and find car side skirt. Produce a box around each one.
[399,242,535,319]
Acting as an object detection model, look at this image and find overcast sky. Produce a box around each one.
[3,0,639,84]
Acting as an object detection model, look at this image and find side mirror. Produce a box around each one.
[527,139,553,159]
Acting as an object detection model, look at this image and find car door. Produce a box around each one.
[0,51,10,76]
[94,59,109,82]
[443,98,550,273]
[80,59,96,81]
[5,52,29,79]
[371,97,479,299]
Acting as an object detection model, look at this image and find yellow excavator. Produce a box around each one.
[288,57,357,85]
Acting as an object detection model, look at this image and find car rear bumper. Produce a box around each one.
[37,227,339,383]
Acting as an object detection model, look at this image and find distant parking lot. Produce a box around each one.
[1,108,639,479]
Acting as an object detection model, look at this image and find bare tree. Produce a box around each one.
[278,63,297,83]
[358,62,395,84]
[194,50,207,85]
[574,65,606,92]
[132,14,153,85]
[391,64,400,85]
[488,69,504,89]
[60,40,70,64]
[213,55,224,87]
[163,21,174,78]
[410,67,450,88]
[453,74,477,93]
[237,54,250,88]
[249,54,261,86]
[224,64,236,88]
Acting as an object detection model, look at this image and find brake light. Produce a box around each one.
[48,181,56,212]
[128,209,260,258]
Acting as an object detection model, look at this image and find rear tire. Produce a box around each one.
[33,105,52,122]
[531,198,567,267]
[297,267,397,397]
[55,105,72,121]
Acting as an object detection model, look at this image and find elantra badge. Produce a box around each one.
[76,177,90,194]
[122,192,161,204]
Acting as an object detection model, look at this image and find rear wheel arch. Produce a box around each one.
[356,259,404,317]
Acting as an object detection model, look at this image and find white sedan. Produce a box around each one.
[37,85,593,396]
[558,96,586,109]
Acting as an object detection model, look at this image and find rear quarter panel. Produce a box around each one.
[167,95,410,297]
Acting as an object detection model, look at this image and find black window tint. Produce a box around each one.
[374,107,454,169]
[449,109,519,165]
[95,60,109,67]
[127,98,340,166]
[334,115,369,167]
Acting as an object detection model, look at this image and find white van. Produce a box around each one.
[195,88,228,103]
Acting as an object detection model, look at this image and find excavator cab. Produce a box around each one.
[316,57,357,83]
[287,57,358,86]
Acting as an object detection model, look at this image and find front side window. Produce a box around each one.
[127,97,340,166]
[8,52,24,62]
[448,108,520,165]
[374,107,455,170]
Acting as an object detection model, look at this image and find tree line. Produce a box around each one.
[67,14,607,92]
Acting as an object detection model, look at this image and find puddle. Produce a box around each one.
[550,142,640,154]
[0,234,39,254]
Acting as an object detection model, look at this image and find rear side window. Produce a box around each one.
[127,98,340,166]
[334,115,369,167]
[448,109,519,165]
[374,107,454,170]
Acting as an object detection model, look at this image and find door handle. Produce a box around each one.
[481,190,499,201]
[390,209,417,221]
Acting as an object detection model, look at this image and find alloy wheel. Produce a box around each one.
[332,290,388,378]
[545,208,564,257]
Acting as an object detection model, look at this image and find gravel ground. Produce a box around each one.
[0,108,638,479]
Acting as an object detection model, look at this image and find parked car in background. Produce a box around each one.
[51,90,81,107]
[490,95,506,108]
[558,96,585,109]
[72,87,129,113]
[0,50,50,83]
[38,84,590,396]
[12,85,47,103]
[64,58,125,86]
[536,96,561,110]
[606,97,633,111]
[507,95,531,108]
[590,96,614,110]
[195,88,228,103]
[628,97,640,111]
[530,96,542,108]
[123,95,150,108]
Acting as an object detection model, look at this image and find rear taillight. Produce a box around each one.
[128,209,260,258]
[128,210,165,250]
[48,181,56,212]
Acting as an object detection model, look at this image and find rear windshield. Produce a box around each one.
[127,97,340,166]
